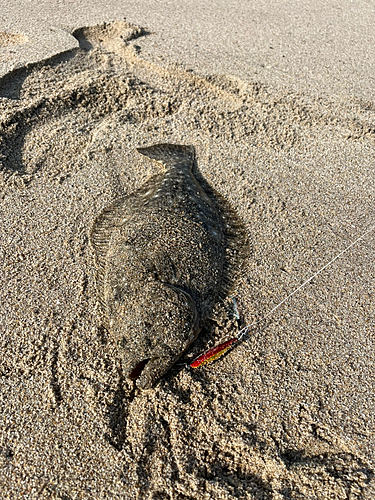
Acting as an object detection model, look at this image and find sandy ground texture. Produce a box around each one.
[0,13,374,500]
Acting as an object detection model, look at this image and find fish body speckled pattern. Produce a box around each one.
[90,144,249,389]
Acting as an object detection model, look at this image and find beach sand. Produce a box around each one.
[0,5,374,500]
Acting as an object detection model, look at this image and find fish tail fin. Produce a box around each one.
[137,143,195,170]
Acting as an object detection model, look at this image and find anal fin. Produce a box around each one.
[90,174,164,299]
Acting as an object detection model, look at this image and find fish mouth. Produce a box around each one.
[129,358,151,380]
[127,355,177,390]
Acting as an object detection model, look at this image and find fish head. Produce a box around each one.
[114,283,199,390]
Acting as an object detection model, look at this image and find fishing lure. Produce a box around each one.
[190,223,375,370]
[190,338,238,368]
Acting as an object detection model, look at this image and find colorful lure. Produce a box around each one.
[190,225,375,371]
[190,338,238,369]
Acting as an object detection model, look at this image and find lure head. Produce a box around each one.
[112,282,199,390]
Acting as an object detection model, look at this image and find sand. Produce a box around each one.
[0,4,374,500]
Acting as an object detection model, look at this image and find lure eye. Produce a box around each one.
[129,359,151,380]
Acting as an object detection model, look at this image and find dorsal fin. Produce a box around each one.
[200,179,251,297]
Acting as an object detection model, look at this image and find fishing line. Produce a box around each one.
[190,223,375,368]
[237,223,375,340]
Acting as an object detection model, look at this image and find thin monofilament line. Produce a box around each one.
[237,224,375,340]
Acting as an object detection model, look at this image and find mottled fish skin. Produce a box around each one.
[90,144,248,389]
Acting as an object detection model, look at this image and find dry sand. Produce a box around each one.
[0,6,374,500]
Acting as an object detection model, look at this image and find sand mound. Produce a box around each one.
[0,20,374,499]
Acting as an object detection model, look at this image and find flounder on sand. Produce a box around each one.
[90,144,248,389]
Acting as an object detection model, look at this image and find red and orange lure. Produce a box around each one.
[190,338,238,369]
[189,225,375,371]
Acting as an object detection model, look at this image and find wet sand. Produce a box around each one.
[0,5,374,500]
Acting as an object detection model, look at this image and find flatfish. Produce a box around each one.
[90,144,248,389]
